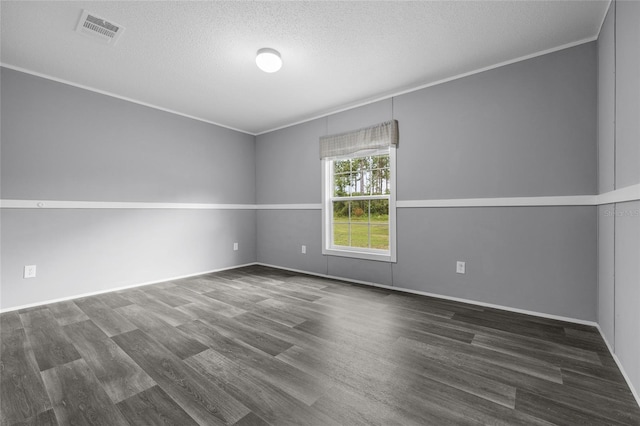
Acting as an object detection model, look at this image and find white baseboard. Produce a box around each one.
[2,261,598,326]
[254,262,598,327]
[594,324,640,408]
[0,262,257,313]
[0,259,603,329]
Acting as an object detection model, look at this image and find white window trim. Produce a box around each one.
[321,146,397,263]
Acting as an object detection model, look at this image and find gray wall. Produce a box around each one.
[256,43,598,321]
[396,44,597,200]
[597,3,616,195]
[614,200,640,397]
[394,207,596,320]
[615,1,640,189]
[0,68,257,309]
[597,205,615,346]
[1,209,256,307]
[597,0,640,401]
[256,210,326,275]
[597,2,617,350]
[256,119,325,205]
[1,68,255,203]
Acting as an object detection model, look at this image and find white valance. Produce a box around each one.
[319,120,398,159]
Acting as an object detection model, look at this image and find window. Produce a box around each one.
[320,121,397,262]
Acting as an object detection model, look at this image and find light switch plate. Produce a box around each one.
[456,261,466,274]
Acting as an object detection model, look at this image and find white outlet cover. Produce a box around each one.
[24,265,37,278]
[233,242,239,251]
[301,245,306,254]
[456,261,466,274]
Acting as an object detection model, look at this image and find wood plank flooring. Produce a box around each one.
[2,265,639,425]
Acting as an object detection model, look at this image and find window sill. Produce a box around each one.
[323,247,396,263]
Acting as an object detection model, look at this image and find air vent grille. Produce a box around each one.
[76,10,125,46]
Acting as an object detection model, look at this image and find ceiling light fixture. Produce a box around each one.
[256,48,283,73]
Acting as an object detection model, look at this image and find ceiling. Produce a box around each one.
[1,1,609,135]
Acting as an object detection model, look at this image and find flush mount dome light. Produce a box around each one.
[256,48,282,73]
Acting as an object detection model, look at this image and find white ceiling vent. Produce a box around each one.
[75,10,125,46]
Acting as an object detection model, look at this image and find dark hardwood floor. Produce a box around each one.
[2,265,639,425]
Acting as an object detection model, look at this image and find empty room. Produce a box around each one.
[1,1,639,425]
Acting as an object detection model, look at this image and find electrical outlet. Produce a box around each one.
[456,261,466,274]
[233,242,238,251]
[24,265,37,279]
[301,245,306,254]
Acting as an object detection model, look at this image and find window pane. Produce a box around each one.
[334,159,351,173]
[362,170,375,195]
[369,199,389,221]
[331,199,389,250]
[370,199,388,249]
[372,155,389,169]
[333,222,350,247]
[370,169,389,195]
[370,224,389,250]
[346,173,356,196]
[333,173,349,197]
[332,201,349,247]
[333,200,350,220]
[371,155,390,195]
[348,199,365,221]
[350,224,370,248]
[327,149,392,255]
[352,157,367,196]
[351,170,360,196]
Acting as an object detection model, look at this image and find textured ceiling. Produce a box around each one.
[1,1,609,135]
